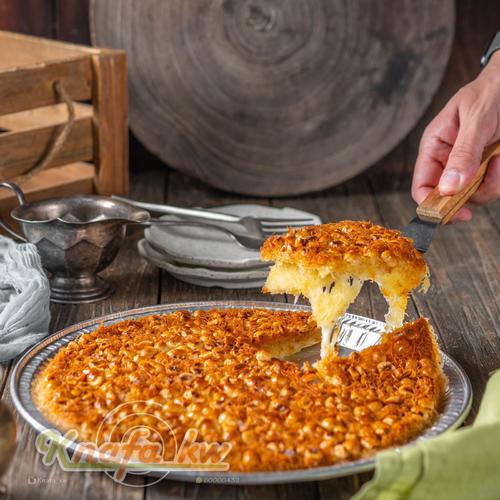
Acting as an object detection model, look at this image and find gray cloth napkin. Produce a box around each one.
[0,236,50,362]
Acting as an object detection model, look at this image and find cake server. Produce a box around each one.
[402,140,500,252]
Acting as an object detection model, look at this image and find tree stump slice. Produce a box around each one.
[91,0,454,196]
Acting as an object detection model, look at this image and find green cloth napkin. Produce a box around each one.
[353,370,500,500]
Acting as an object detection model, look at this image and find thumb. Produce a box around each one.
[439,123,488,196]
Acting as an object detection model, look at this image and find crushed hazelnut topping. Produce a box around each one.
[33,310,444,472]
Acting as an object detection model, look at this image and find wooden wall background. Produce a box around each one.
[0,0,498,177]
[0,0,90,43]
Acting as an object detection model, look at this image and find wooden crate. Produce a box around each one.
[0,30,128,214]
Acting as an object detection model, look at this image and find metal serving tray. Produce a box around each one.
[10,301,472,485]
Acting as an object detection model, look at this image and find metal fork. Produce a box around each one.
[140,219,266,250]
[112,196,316,240]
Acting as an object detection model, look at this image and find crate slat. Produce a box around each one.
[0,162,95,214]
[0,57,92,116]
[0,103,93,179]
[0,30,109,64]
[92,52,128,195]
[0,102,91,131]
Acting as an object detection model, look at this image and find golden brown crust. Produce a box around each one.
[316,318,446,427]
[33,310,444,472]
[261,221,427,289]
[260,221,429,336]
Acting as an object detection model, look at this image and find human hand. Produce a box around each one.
[412,52,500,221]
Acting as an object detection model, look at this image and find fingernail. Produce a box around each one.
[439,169,462,194]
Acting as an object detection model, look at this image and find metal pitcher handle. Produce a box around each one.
[0,182,27,242]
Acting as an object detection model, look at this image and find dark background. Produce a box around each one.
[0,0,498,178]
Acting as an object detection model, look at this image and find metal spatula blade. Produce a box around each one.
[401,217,439,253]
[335,314,384,353]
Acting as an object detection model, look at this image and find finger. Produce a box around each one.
[412,114,458,204]
[449,205,473,222]
[439,120,491,196]
[469,155,500,204]
[412,156,444,205]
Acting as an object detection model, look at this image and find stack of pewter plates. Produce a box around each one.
[138,204,321,288]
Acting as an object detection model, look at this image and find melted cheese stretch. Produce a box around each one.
[264,262,409,358]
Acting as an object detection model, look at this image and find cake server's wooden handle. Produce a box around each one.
[416,140,500,224]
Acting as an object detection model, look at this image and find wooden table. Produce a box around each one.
[1,9,499,500]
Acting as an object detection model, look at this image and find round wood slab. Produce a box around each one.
[91,0,454,196]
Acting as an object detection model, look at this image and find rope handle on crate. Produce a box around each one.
[15,80,75,184]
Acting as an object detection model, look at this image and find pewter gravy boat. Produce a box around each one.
[0,182,149,304]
